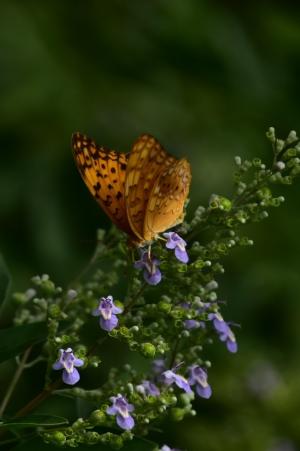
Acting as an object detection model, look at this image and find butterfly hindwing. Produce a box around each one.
[72,133,133,236]
[143,158,192,241]
[125,134,176,241]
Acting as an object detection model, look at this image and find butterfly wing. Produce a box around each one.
[72,132,134,237]
[125,134,176,241]
[143,158,191,241]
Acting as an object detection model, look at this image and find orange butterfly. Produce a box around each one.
[72,133,191,245]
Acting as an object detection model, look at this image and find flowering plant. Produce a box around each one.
[0,128,299,450]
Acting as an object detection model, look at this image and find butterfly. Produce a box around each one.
[72,133,191,245]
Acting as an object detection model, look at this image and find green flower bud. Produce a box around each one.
[110,435,124,449]
[119,326,132,338]
[96,229,106,240]
[158,301,172,313]
[209,194,220,209]
[40,280,56,296]
[282,176,292,185]
[286,130,298,143]
[237,182,247,195]
[276,161,285,171]
[13,292,28,304]
[177,264,188,273]
[180,392,194,405]
[81,432,98,444]
[89,410,106,426]
[266,126,275,142]
[48,304,61,319]
[291,165,300,176]
[235,210,248,224]
[276,139,284,152]
[257,187,272,200]
[220,197,232,211]
[252,158,262,167]
[193,259,205,269]
[170,407,185,422]
[239,237,254,246]
[50,431,66,445]
[141,342,156,358]
[121,430,133,441]
[217,243,228,254]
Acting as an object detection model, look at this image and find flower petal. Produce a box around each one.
[226,339,238,353]
[116,414,135,430]
[74,358,84,367]
[52,361,63,370]
[112,305,123,314]
[175,247,189,263]
[106,405,117,415]
[91,308,100,317]
[174,374,192,393]
[196,383,212,399]
[144,268,162,285]
[62,368,80,385]
[100,314,119,331]
[184,319,200,330]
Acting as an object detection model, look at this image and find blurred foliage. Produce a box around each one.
[0,1,300,450]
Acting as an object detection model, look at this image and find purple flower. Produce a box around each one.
[180,302,205,330]
[184,319,203,330]
[140,380,160,396]
[134,251,162,285]
[52,348,84,385]
[92,295,122,331]
[163,232,189,263]
[188,365,212,399]
[152,359,166,374]
[106,394,135,430]
[162,369,192,393]
[208,312,238,353]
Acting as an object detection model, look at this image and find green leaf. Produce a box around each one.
[0,414,68,429]
[10,436,156,450]
[0,253,11,312]
[0,322,47,363]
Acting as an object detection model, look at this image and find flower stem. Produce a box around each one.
[124,282,147,313]
[169,337,180,369]
[0,347,32,417]
[14,378,62,418]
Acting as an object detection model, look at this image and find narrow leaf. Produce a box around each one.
[0,414,68,428]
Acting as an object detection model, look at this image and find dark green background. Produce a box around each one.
[1,1,300,450]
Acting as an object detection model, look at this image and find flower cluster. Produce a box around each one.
[9,127,300,450]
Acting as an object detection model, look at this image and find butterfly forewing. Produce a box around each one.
[143,158,191,241]
[72,133,133,236]
[125,134,176,241]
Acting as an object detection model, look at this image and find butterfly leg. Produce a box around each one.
[147,244,152,260]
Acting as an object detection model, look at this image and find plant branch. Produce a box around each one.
[0,347,32,417]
